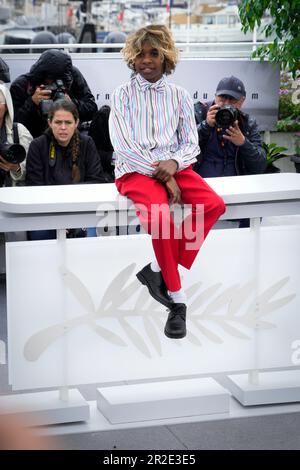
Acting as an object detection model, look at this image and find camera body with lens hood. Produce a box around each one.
[215,105,239,130]
[0,141,26,186]
[39,79,66,117]
[0,142,26,164]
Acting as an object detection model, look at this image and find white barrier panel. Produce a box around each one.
[3,55,280,131]
[7,226,299,391]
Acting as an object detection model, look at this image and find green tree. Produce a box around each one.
[239,1,300,78]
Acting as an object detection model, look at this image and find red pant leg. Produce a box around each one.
[116,169,225,290]
[116,173,182,291]
[174,167,226,269]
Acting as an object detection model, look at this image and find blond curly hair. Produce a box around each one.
[122,25,178,75]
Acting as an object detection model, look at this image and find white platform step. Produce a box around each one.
[225,370,300,406]
[0,389,90,426]
[97,377,230,424]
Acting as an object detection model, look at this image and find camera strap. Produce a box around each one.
[49,142,56,167]
[0,126,7,144]
[216,127,226,146]
[13,123,20,145]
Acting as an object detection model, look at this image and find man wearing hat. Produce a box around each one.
[194,75,266,178]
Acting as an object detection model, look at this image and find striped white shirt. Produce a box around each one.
[109,73,200,179]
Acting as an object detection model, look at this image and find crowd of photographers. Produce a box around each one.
[0,51,266,213]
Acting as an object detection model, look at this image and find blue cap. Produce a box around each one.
[216,76,246,100]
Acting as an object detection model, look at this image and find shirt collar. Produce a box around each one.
[134,73,166,93]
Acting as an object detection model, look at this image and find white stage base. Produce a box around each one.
[0,389,90,426]
[97,378,230,424]
[225,370,300,406]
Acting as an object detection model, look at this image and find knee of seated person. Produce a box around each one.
[148,211,174,237]
[141,203,171,223]
[210,195,226,216]
[218,197,226,215]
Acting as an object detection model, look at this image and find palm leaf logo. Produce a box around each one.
[24,263,296,360]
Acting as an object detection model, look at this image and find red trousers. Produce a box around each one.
[116,166,225,291]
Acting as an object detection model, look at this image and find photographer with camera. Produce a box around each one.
[10,49,97,138]
[0,84,32,188]
[25,99,106,240]
[194,76,266,178]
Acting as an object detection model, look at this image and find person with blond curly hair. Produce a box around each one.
[109,25,225,339]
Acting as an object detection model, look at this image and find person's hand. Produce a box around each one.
[0,155,20,173]
[152,160,178,183]
[165,177,181,205]
[206,104,220,127]
[223,120,245,146]
[31,85,52,106]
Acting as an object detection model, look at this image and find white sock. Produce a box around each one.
[150,260,161,273]
[169,288,187,304]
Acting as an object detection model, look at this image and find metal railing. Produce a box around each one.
[0,41,275,58]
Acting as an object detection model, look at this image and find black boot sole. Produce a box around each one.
[136,271,173,308]
[164,327,187,339]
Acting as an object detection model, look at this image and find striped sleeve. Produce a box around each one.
[109,86,154,176]
[171,89,200,171]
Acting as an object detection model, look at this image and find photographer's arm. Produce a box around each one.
[0,126,31,180]
[236,118,267,174]
[0,156,20,173]
[10,124,33,183]
[195,103,218,146]
[10,76,39,128]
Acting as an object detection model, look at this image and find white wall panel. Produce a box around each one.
[6,226,299,390]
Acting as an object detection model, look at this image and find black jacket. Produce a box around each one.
[194,100,266,176]
[25,129,107,186]
[88,105,115,182]
[0,57,10,83]
[10,49,97,138]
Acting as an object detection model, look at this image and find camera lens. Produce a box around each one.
[215,105,237,129]
[0,143,26,163]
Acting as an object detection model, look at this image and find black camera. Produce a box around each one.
[39,79,66,116]
[215,105,239,129]
[0,142,26,164]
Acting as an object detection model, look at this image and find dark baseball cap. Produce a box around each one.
[216,76,246,100]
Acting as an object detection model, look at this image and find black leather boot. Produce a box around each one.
[136,263,173,308]
[164,303,186,339]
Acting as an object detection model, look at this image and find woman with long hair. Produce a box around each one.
[26,99,106,239]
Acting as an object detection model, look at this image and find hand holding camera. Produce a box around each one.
[36,80,67,116]
[0,142,26,173]
[222,120,245,147]
[206,104,220,128]
[0,155,20,173]
[32,85,52,106]
[207,103,245,146]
